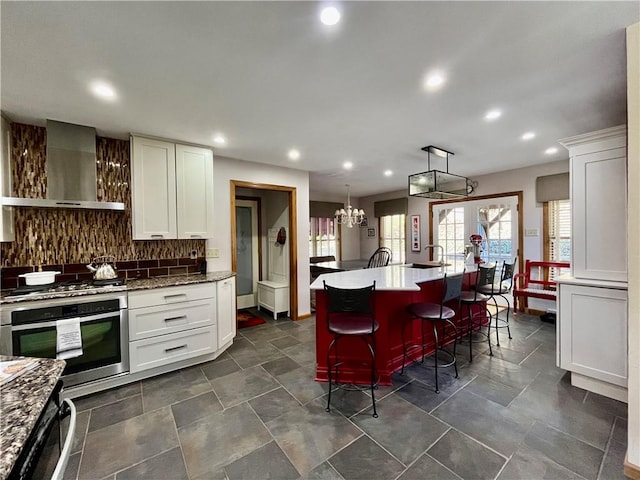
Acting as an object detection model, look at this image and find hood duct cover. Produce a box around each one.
[1,120,124,210]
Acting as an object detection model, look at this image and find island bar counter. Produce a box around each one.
[310,264,480,386]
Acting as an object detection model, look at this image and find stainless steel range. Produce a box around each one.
[1,287,129,387]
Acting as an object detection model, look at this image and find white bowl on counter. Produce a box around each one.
[19,271,61,285]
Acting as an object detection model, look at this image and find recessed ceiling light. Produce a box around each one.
[288,149,301,160]
[484,109,502,121]
[343,161,353,170]
[424,71,446,91]
[521,132,535,141]
[213,134,226,145]
[320,6,341,26]
[384,170,393,177]
[545,147,558,155]
[90,81,116,100]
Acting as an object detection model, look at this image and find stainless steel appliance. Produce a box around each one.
[1,292,128,386]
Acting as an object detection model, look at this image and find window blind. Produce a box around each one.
[310,201,343,218]
[536,173,569,203]
[374,198,408,218]
[548,199,571,278]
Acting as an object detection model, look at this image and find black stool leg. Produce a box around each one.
[369,334,378,418]
[432,321,439,394]
[503,295,513,339]
[421,319,426,363]
[400,318,408,375]
[446,319,459,379]
[467,303,474,362]
[485,310,493,357]
[492,296,501,346]
[326,337,337,412]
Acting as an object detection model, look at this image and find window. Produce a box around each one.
[309,217,339,259]
[380,214,406,264]
[437,207,465,263]
[478,204,513,264]
[545,199,571,278]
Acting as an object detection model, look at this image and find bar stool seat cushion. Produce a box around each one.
[329,313,380,335]
[476,283,510,295]
[407,302,455,320]
[460,291,490,303]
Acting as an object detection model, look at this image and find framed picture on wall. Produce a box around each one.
[360,216,369,227]
[367,228,376,237]
[411,215,421,252]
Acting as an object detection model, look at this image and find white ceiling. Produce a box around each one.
[1,1,638,198]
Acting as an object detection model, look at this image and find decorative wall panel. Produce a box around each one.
[0,123,205,268]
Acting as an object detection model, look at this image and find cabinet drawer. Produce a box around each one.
[129,326,217,373]
[128,283,215,309]
[129,299,216,341]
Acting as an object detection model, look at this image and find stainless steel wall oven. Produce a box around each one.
[0,293,128,386]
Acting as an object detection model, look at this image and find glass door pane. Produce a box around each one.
[236,205,253,296]
[477,203,514,264]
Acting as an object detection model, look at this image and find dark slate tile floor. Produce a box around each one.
[61,309,627,480]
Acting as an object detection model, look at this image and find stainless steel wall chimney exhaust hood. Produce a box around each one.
[2,120,125,211]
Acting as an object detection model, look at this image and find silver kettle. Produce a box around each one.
[87,256,118,280]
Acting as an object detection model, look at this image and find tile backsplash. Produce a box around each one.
[0,122,205,269]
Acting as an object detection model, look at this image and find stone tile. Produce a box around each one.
[324,388,377,418]
[211,365,280,408]
[265,401,362,475]
[88,395,143,432]
[275,321,302,331]
[286,326,316,343]
[78,407,179,479]
[276,365,329,404]
[141,366,211,412]
[270,335,302,350]
[395,378,464,414]
[282,341,317,365]
[427,429,506,480]
[304,462,345,480]
[64,452,81,480]
[396,454,461,480]
[523,422,604,480]
[584,392,628,420]
[599,439,627,480]
[261,356,302,377]
[463,374,523,407]
[508,374,615,450]
[61,408,90,454]
[519,347,567,381]
[432,389,533,457]
[115,447,189,480]
[227,340,285,368]
[241,324,290,343]
[497,447,584,480]
[171,391,223,428]
[329,435,404,480]
[74,382,141,412]
[179,403,271,478]
[611,417,628,445]
[201,358,242,381]
[248,387,301,423]
[463,354,540,390]
[224,441,300,480]
[352,394,449,465]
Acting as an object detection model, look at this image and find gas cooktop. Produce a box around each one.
[7,278,126,297]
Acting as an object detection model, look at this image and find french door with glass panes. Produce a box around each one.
[431,195,519,265]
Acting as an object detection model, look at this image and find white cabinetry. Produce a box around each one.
[128,283,217,373]
[131,136,214,240]
[258,281,289,319]
[557,125,628,402]
[0,116,14,242]
[217,276,236,348]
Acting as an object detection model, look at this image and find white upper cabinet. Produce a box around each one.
[176,144,214,239]
[131,136,214,240]
[560,126,627,283]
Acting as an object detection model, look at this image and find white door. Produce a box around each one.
[236,199,259,309]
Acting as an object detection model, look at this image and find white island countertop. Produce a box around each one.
[310,263,476,291]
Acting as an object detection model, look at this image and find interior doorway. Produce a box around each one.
[235,198,260,309]
[230,181,299,321]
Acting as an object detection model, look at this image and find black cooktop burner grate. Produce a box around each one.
[9,278,126,296]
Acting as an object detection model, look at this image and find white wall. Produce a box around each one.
[207,155,311,318]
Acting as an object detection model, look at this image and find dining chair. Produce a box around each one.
[367,247,392,268]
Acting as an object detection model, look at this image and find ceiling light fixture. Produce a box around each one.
[521,132,535,141]
[545,147,558,155]
[288,149,300,160]
[213,134,226,145]
[335,184,364,228]
[343,161,353,170]
[484,109,502,121]
[320,6,341,26]
[408,145,474,199]
[90,81,116,100]
[384,170,393,177]
[424,71,446,91]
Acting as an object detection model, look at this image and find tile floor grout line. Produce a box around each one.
[424,451,464,480]
[427,373,478,415]
[516,342,542,366]
[448,425,510,462]
[596,414,618,480]
[72,408,91,480]
[536,419,608,453]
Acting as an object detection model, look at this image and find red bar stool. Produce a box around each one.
[401,273,464,394]
[460,264,496,362]
[323,281,379,417]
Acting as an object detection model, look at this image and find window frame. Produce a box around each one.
[309,217,341,260]
[378,213,406,264]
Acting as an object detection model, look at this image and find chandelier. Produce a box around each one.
[334,184,365,228]
[408,145,474,199]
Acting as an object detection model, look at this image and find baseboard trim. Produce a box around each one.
[297,313,313,320]
[624,455,640,479]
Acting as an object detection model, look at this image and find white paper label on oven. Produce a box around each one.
[56,318,83,360]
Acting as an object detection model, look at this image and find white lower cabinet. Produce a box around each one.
[128,284,217,373]
[217,277,236,348]
[558,282,628,389]
[257,280,289,319]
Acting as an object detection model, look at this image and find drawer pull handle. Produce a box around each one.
[164,315,187,322]
[150,234,164,239]
[190,234,202,238]
[164,294,187,301]
[165,344,187,353]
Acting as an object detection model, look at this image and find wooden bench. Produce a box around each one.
[513,260,570,312]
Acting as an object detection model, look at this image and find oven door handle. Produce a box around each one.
[51,398,76,480]
[11,311,122,330]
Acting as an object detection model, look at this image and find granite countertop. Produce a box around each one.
[0,355,66,480]
[0,271,236,304]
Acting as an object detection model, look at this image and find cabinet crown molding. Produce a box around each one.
[559,125,627,150]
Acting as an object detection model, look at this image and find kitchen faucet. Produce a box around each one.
[424,244,445,265]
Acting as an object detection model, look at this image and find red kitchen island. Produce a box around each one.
[311,264,480,386]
